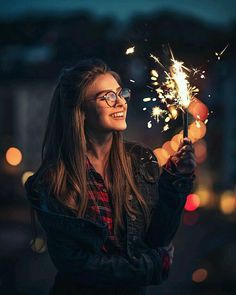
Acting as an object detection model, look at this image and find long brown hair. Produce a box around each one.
[40,58,151,240]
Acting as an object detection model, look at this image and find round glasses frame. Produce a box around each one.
[87,88,131,107]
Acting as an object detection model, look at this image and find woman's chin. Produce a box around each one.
[113,122,127,131]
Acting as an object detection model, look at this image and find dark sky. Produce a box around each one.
[1,0,236,25]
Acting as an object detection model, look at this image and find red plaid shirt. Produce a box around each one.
[84,157,124,254]
[84,157,170,276]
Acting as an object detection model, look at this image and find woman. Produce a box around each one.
[25,58,196,295]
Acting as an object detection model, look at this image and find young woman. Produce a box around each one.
[25,58,196,295]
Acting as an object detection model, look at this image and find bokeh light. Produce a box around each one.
[195,186,215,208]
[162,141,176,156]
[188,99,209,121]
[153,148,170,166]
[192,268,208,283]
[171,133,182,145]
[184,194,201,211]
[5,147,23,166]
[220,191,236,214]
[194,140,207,164]
[22,171,34,185]
[30,237,47,254]
[189,121,207,140]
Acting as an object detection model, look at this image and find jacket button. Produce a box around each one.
[131,215,136,221]
[128,194,133,201]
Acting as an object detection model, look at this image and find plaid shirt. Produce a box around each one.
[84,157,124,254]
[84,157,170,276]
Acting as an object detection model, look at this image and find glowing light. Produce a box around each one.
[162,124,169,132]
[151,69,158,77]
[150,53,164,68]
[192,268,208,283]
[170,56,191,109]
[22,171,34,185]
[188,99,209,121]
[143,97,152,102]
[170,140,179,152]
[195,186,214,208]
[194,140,207,164]
[153,148,170,166]
[220,191,236,214]
[151,106,166,122]
[171,134,182,145]
[126,46,135,55]
[6,147,22,166]
[184,194,200,211]
[168,106,178,120]
[189,121,207,140]
[162,141,176,156]
[147,121,152,128]
[30,237,47,253]
[130,79,135,83]
[215,44,229,60]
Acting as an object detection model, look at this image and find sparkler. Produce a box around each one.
[169,50,191,137]
[125,45,207,137]
[148,50,198,136]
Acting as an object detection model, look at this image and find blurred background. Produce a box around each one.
[0,0,236,294]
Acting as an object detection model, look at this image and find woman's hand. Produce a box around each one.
[169,138,196,175]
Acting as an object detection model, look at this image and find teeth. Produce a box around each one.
[111,112,124,118]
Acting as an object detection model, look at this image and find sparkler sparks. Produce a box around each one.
[151,106,166,122]
[126,46,135,55]
[150,54,165,68]
[215,44,229,60]
[125,44,208,136]
[146,50,202,133]
[162,124,170,132]
[170,57,191,109]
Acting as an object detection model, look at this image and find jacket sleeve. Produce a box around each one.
[45,225,169,288]
[145,149,195,247]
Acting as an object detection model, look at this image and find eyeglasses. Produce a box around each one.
[87,88,131,107]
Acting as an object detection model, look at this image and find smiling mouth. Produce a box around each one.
[110,112,125,118]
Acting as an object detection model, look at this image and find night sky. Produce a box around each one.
[1,0,236,25]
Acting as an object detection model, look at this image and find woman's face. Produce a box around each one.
[83,73,128,133]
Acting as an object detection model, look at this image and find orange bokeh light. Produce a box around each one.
[189,99,209,121]
[6,147,22,166]
[194,140,207,164]
[162,141,176,156]
[192,268,208,283]
[172,133,182,145]
[189,121,207,140]
[153,148,170,166]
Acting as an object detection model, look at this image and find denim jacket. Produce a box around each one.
[24,142,194,293]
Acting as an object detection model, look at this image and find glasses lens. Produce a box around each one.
[120,88,131,101]
[105,91,117,106]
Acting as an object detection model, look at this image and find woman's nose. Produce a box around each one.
[114,96,126,108]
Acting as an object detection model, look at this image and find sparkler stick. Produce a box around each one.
[182,111,188,137]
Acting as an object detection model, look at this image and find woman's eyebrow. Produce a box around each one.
[96,86,122,96]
